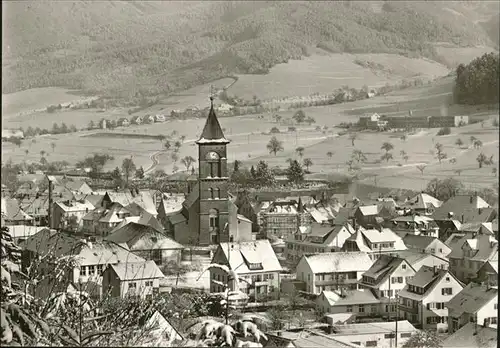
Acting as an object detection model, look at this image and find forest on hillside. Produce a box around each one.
[2,1,498,99]
[453,52,500,105]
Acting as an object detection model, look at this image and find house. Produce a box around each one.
[446,282,498,334]
[388,215,440,238]
[403,193,442,215]
[285,222,354,263]
[234,191,260,232]
[393,250,449,272]
[142,310,184,345]
[131,115,144,125]
[398,266,464,331]
[402,234,451,259]
[144,115,155,124]
[261,198,312,240]
[102,260,165,299]
[157,195,185,232]
[265,330,358,348]
[117,118,130,127]
[209,240,282,299]
[432,195,495,240]
[104,190,158,217]
[326,320,418,348]
[52,199,95,232]
[2,128,24,139]
[82,203,133,236]
[105,222,184,265]
[217,103,234,112]
[296,252,373,294]
[1,197,33,225]
[154,114,166,122]
[6,225,46,244]
[441,322,497,348]
[342,227,408,259]
[61,179,93,195]
[316,289,380,317]
[474,261,498,287]
[324,313,356,326]
[20,195,49,226]
[22,229,146,299]
[353,205,395,228]
[454,115,469,127]
[448,233,498,283]
[359,255,416,317]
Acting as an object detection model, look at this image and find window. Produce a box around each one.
[88,265,95,275]
[129,282,137,289]
[494,303,497,310]
[400,333,412,338]
[80,266,87,276]
[358,305,365,313]
[445,276,450,282]
[442,288,453,295]
[346,306,353,312]
[384,333,395,339]
[366,341,377,347]
[97,265,103,275]
[491,317,498,324]
[215,188,220,199]
[209,209,219,229]
[371,305,377,313]
[152,250,162,265]
[402,264,406,269]
[430,248,435,253]
[209,188,214,199]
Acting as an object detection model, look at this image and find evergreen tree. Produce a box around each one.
[286,159,304,185]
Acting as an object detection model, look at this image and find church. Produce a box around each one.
[162,97,253,246]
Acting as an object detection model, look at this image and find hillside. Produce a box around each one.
[2,1,498,99]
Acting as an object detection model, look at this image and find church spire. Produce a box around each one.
[196,97,230,144]
[297,196,304,213]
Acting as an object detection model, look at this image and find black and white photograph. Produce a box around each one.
[1,1,499,347]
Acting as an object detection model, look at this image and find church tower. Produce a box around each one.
[196,97,231,245]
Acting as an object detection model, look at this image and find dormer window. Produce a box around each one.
[248,263,263,271]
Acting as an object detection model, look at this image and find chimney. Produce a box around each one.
[277,331,282,337]
[433,266,437,275]
[448,212,454,219]
[470,196,473,204]
[461,214,464,223]
[351,218,357,230]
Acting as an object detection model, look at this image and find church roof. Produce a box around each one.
[196,97,229,144]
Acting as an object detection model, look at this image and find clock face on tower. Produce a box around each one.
[205,151,220,160]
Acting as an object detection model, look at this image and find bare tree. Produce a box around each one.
[477,152,487,168]
[181,156,196,171]
[417,164,426,175]
[303,158,313,171]
[51,142,56,152]
[381,142,394,153]
[435,143,447,164]
[381,153,393,162]
[326,151,333,158]
[349,133,357,146]
[295,146,305,159]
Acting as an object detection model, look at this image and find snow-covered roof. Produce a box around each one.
[304,252,373,274]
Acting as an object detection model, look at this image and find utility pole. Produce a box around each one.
[47,176,53,229]
[395,295,399,348]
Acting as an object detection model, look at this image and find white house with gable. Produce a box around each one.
[296,252,373,294]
